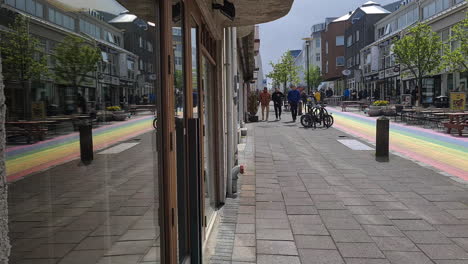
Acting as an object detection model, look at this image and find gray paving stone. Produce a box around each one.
[105,240,153,256]
[329,229,373,242]
[256,210,288,219]
[452,238,468,251]
[447,210,468,220]
[256,202,285,211]
[237,214,255,224]
[347,206,382,215]
[236,224,255,234]
[234,234,255,247]
[76,236,120,250]
[315,201,346,210]
[295,235,336,249]
[345,259,390,264]
[418,244,468,260]
[256,219,290,229]
[322,217,362,230]
[25,243,76,259]
[354,215,393,225]
[319,210,353,218]
[372,236,419,251]
[437,225,468,238]
[257,255,301,264]
[382,211,422,220]
[299,249,345,264]
[97,255,140,264]
[363,225,405,237]
[257,240,298,255]
[287,206,318,215]
[392,220,435,231]
[119,229,156,241]
[383,251,433,264]
[256,229,294,240]
[232,246,256,262]
[337,243,385,258]
[58,250,104,264]
[404,231,453,244]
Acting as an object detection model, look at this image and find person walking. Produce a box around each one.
[272,88,284,121]
[314,90,321,104]
[301,90,308,113]
[259,87,271,121]
[287,86,301,122]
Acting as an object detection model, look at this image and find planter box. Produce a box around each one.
[248,115,259,122]
[367,106,382,117]
[112,111,128,121]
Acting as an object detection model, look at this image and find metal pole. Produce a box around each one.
[376,116,389,162]
[306,41,310,94]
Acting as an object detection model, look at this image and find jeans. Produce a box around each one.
[290,102,298,121]
[274,103,282,119]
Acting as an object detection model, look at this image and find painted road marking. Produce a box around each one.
[338,139,374,150]
[99,143,140,154]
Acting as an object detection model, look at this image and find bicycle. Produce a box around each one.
[300,100,334,129]
[153,116,157,129]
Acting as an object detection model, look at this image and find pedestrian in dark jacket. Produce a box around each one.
[272,88,284,120]
[287,86,301,122]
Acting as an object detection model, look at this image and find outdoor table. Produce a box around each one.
[5,121,49,143]
[443,112,468,136]
[401,109,416,123]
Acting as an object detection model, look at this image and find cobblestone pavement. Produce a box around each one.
[211,111,468,264]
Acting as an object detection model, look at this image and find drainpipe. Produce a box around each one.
[226,27,234,197]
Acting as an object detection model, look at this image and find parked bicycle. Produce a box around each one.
[300,100,334,129]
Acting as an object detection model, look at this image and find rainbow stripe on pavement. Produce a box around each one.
[327,108,468,181]
[6,116,154,182]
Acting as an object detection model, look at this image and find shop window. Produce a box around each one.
[336,56,345,67]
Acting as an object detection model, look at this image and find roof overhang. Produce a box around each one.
[115,0,293,27]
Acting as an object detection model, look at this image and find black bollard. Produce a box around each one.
[79,124,93,164]
[376,116,389,162]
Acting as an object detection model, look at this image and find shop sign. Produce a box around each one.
[111,76,120,85]
[31,101,46,120]
[81,76,97,88]
[450,92,466,111]
[401,69,416,81]
[379,71,385,79]
[385,67,399,78]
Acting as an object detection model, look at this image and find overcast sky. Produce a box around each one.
[259,0,398,77]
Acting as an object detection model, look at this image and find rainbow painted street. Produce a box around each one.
[6,116,154,182]
[328,108,468,181]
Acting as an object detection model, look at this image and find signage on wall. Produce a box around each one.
[450,92,466,111]
[342,69,352,76]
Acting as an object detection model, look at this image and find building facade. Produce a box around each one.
[1,0,138,119]
[362,0,467,104]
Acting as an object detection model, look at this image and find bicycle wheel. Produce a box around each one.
[323,114,334,128]
[300,114,313,128]
[153,118,157,129]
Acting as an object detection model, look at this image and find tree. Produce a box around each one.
[54,35,101,108]
[267,51,301,93]
[443,12,468,73]
[393,23,442,105]
[306,66,322,91]
[0,15,48,118]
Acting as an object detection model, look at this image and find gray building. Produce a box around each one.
[0,0,137,119]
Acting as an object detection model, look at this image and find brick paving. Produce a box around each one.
[211,111,468,264]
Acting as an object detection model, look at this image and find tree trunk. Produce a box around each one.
[0,54,11,264]
[418,77,423,106]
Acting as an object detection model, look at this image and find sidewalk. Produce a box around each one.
[209,110,468,264]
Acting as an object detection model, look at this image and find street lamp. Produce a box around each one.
[303,37,311,94]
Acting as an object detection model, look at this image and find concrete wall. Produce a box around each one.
[0,55,11,263]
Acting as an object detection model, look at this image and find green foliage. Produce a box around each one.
[443,12,468,72]
[54,35,101,87]
[393,23,442,103]
[306,66,322,90]
[247,91,259,115]
[267,50,302,91]
[0,15,48,82]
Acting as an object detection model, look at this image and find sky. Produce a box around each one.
[259,0,399,78]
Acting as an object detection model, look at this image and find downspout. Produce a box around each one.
[226,27,234,197]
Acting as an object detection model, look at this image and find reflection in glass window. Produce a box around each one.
[35,2,43,17]
[16,0,25,10]
[336,36,344,46]
[26,0,34,14]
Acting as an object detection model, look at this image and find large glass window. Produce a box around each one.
[336,56,345,66]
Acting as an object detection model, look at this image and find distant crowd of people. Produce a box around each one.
[257,86,335,122]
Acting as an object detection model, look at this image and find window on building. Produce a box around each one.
[326,61,329,73]
[6,0,15,7]
[139,59,144,70]
[139,37,143,48]
[315,38,321,48]
[347,36,353,47]
[336,56,345,67]
[26,0,34,14]
[336,36,344,46]
[316,53,320,62]
[356,30,360,42]
[443,0,451,9]
[147,41,153,52]
[326,41,329,54]
[35,2,43,17]
[423,2,436,19]
[455,0,464,4]
[16,0,25,10]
